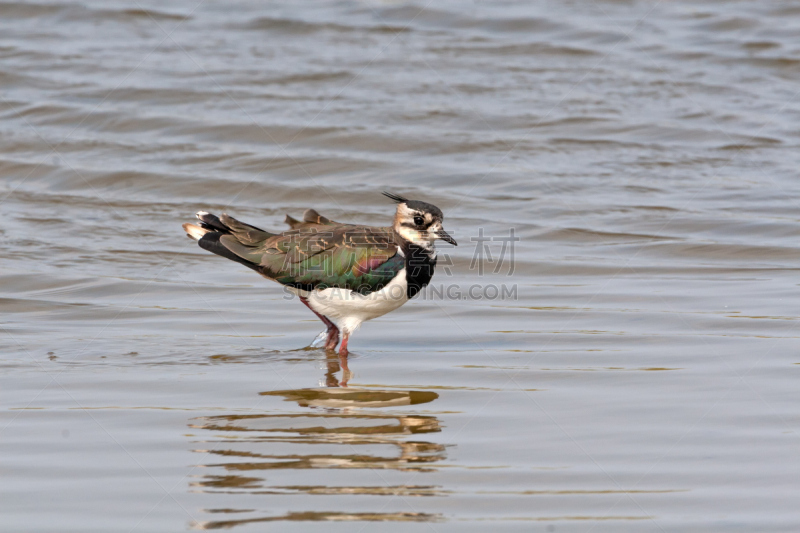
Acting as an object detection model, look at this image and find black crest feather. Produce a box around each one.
[382,191,409,203]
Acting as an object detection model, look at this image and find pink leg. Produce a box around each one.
[299,296,339,350]
[325,328,340,351]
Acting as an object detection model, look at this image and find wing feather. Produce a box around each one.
[189,209,402,294]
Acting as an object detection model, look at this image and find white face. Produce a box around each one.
[394,203,454,249]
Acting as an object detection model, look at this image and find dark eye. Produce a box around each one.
[414,216,424,226]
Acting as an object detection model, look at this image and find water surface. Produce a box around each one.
[2,1,800,531]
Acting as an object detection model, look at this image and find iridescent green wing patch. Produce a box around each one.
[212,211,403,294]
[262,226,403,294]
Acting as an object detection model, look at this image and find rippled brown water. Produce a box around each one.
[3,1,800,531]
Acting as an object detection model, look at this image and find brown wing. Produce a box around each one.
[198,210,401,293]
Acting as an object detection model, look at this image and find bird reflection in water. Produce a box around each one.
[323,351,350,387]
[188,356,447,529]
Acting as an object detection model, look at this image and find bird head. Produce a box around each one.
[383,191,457,249]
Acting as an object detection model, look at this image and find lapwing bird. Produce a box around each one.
[182,193,457,361]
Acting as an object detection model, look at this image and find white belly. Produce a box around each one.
[292,269,409,334]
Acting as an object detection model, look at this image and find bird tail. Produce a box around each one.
[182,211,273,273]
[182,222,210,241]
